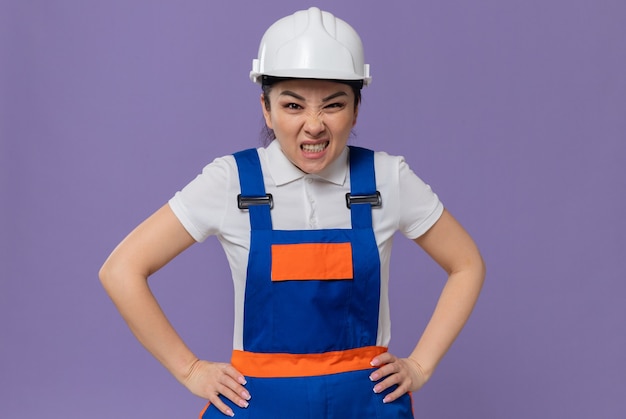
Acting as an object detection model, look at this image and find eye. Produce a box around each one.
[324,102,346,111]
[283,102,302,110]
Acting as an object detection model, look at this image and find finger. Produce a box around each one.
[216,377,251,408]
[382,384,409,404]
[372,368,403,394]
[222,364,248,386]
[205,364,250,404]
[207,394,235,417]
[370,351,396,367]
[369,359,400,382]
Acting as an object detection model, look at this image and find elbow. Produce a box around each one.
[478,253,487,280]
[473,253,487,291]
[98,256,129,295]
[467,240,487,285]
[98,259,115,293]
[98,255,150,297]
[455,252,486,289]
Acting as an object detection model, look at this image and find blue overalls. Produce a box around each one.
[200,147,414,418]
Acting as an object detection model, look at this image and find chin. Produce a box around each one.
[299,161,325,174]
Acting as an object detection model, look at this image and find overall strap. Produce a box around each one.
[347,146,381,229]
[233,149,272,230]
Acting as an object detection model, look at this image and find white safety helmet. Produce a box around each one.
[250,7,371,86]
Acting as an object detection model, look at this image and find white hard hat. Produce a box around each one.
[250,7,371,86]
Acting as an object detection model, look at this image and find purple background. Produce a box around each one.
[1,0,625,417]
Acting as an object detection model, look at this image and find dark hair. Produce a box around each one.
[259,76,362,145]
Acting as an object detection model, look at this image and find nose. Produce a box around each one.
[304,109,325,137]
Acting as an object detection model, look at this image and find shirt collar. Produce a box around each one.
[265,140,349,186]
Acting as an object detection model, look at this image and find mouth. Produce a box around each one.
[301,141,329,153]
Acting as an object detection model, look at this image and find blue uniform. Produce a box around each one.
[200,147,414,418]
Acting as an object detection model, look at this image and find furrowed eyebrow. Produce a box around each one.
[278,90,348,102]
[321,91,348,102]
[278,91,306,101]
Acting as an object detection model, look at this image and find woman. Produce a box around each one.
[100,7,485,418]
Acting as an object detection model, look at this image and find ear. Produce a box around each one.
[260,94,273,129]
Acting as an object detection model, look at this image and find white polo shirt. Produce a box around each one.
[169,140,444,350]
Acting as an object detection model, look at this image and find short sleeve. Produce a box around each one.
[397,158,444,239]
[168,155,236,242]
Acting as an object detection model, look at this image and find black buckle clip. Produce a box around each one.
[345,191,382,209]
[237,194,273,210]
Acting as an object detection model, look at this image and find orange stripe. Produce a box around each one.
[198,402,210,419]
[271,242,353,281]
[231,346,387,378]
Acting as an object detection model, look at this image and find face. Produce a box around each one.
[261,79,359,174]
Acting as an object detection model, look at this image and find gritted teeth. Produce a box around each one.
[301,142,329,153]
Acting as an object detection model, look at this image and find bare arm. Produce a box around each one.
[99,204,249,416]
[370,209,486,401]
